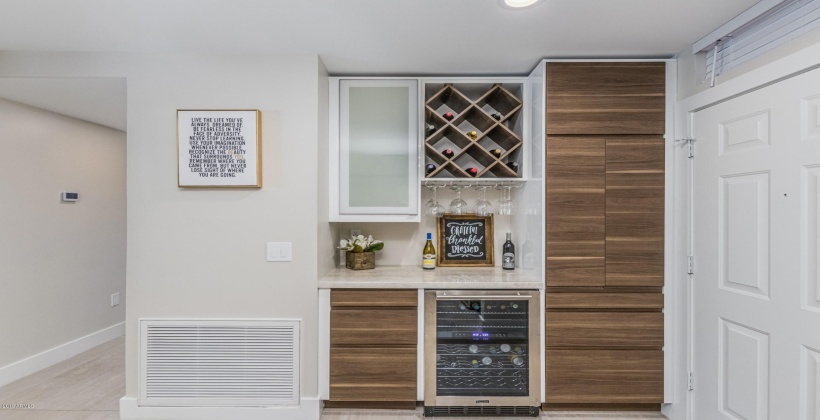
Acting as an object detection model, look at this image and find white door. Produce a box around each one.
[693,67,820,420]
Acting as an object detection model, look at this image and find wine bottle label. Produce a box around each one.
[503,252,515,269]
[423,254,436,269]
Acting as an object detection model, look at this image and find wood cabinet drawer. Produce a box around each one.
[546,312,662,348]
[331,289,417,307]
[330,347,416,401]
[546,292,663,310]
[331,308,417,346]
[546,349,663,403]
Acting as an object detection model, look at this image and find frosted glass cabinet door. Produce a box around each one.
[339,79,419,215]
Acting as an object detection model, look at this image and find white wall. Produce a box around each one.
[0,97,126,370]
[0,53,327,418]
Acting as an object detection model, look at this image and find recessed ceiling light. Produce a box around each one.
[502,0,541,8]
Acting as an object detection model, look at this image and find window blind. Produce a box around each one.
[704,0,820,80]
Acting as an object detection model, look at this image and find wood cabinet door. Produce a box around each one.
[330,347,417,401]
[546,62,665,135]
[605,136,665,287]
[546,312,663,348]
[330,308,417,346]
[546,137,606,287]
[546,349,663,404]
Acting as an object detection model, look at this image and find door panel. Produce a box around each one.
[693,67,820,420]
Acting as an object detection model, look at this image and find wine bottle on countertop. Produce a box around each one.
[422,232,436,270]
[502,232,515,270]
[443,149,455,159]
[490,148,502,158]
[425,163,437,175]
[443,111,454,121]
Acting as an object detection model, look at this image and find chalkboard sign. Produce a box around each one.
[437,214,494,267]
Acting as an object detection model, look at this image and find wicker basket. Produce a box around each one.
[345,251,376,270]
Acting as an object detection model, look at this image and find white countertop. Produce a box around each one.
[318,265,543,290]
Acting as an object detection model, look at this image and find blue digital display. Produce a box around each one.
[472,332,490,341]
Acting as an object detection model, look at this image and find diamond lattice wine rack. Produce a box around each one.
[424,82,524,179]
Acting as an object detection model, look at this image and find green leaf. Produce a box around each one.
[365,242,384,252]
[352,244,364,253]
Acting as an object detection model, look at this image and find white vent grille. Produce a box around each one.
[139,319,299,407]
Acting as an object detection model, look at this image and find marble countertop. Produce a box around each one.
[318,265,543,290]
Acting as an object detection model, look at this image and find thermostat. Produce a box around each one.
[61,192,79,202]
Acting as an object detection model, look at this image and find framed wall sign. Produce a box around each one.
[177,109,262,188]
[437,214,494,267]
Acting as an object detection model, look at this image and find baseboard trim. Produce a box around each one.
[0,322,125,388]
[120,396,322,420]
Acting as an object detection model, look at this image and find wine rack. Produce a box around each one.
[424,82,524,179]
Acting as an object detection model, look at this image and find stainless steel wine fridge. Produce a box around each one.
[424,290,540,417]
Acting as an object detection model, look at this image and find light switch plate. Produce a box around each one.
[111,292,120,307]
[267,242,293,262]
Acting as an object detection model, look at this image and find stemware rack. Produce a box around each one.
[424,82,524,179]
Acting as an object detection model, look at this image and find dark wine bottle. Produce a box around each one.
[425,123,437,136]
[506,161,519,173]
[491,112,502,121]
[443,111,454,121]
[491,148,502,158]
[466,167,478,177]
[502,232,515,270]
[443,149,455,159]
[425,164,437,175]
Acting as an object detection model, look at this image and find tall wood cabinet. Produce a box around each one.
[544,62,666,409]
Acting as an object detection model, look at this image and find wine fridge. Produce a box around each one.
[424,290,540,417]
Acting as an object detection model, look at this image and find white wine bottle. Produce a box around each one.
[423,232,436,270]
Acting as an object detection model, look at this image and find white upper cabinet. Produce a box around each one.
[330,79,420,222]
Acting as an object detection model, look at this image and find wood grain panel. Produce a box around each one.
[606,187,664,213]
[546,63,665,135]
[329,347,416,401]
[606,239,664,287]
[546,258,605,287]
[330,308,417,346]
[606,212,664,238]
[606,137,665,172]
[546,113,665,136]
[546,349,663,404]
[546,312,663,348]
[546,63,666,97]
[330,289,417,307]
[546,292,664,310]
[546,240,604,257]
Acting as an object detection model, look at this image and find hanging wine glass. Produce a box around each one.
[474,186,493,216]
[497,185,516,215]
[425,185,445,217]
[449,185,468,215]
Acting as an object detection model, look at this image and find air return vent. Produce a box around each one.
[139,319,299,407]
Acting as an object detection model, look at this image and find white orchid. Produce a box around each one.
[338,234,384,253]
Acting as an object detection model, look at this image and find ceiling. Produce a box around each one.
[0,0,760,129]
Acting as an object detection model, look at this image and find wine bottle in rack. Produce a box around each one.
[467,131,477,140]
[490,148,502,158]
[443,111,454,121]
[422,232,436,270]
[506,161,519,173]
[491,112,502,121]
[425,164,437,175]
[466,167,478,177]
[443,149,454,159]
[425,123,437,136]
